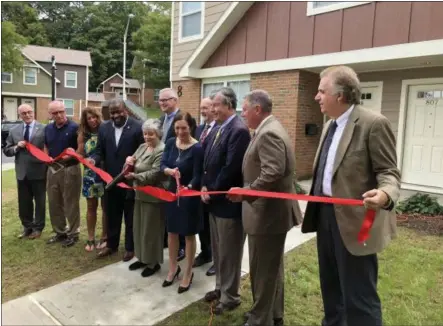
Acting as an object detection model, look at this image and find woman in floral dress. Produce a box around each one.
[77,107,107,252]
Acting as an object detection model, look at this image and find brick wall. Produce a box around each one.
[251,70,322,179]
[171,79,201,123]
[36,97,51,123]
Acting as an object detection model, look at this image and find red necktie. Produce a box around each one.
[200,124,210,143]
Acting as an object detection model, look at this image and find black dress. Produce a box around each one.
[160,137,203,236]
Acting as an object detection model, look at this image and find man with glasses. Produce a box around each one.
[45,101,82,247]
[3,104,47,239]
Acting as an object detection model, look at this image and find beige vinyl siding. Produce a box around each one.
[359,66,443,137]
[172,1,231,81]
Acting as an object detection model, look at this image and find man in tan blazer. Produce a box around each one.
[302,66,401,326]
[228,90,303,326]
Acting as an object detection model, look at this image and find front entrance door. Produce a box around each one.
[360,82,382,113]
[21,98,35,109]
[402,84,443,191]
[3,97,18,120]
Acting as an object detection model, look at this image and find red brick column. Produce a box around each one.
[251,70,323,179]
[172,79,201,123]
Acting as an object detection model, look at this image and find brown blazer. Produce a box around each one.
[302,105,401,256]
[242,116,303,235]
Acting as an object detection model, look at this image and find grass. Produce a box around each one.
[158,228,443,326]
[146,106,162,119]
[1,169,122,302]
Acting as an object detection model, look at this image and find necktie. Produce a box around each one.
[211,127,222,150]
[312,121,338,196]
[24,124,30,142]
[200,124,210,143]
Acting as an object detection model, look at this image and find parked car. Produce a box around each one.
[2,120,22,148]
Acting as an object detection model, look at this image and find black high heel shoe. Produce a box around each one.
[178,272,194,294]
[162,265,181,287]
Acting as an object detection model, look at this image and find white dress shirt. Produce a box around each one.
[113,118,128,146]
[322,105,354,196]
[23,120,36,141]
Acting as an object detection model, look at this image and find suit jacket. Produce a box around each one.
[202,115,251,219]
[3,121,47,180]
[132,142,168,203]
[159,109,180,141]
[301,105,401,256]
[91,117,144,178]
[242,116,303,235]
[195,122,216,143]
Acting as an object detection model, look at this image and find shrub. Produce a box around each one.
[396,193,443,216]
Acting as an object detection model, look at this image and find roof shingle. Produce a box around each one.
[22,45,92,67]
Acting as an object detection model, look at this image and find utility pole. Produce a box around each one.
[123,14,135,101]
[51,55,56,101]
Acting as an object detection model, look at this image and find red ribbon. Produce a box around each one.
[25,142,375,244]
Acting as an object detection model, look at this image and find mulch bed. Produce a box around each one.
[397,214,443,236]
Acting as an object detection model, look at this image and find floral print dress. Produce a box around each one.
[82,133,104,198]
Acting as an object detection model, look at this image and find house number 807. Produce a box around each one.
[425,99,438,105]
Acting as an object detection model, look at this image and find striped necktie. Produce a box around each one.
[200,124,210,143]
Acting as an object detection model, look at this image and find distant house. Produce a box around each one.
[1,45,92,122]
[96,73,160,108]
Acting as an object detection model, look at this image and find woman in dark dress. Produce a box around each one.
[160,111,203,293]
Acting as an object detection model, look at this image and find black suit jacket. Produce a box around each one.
[91,117,144,178]
[202,115,251,219]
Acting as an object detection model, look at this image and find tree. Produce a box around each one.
[1,21,27,72]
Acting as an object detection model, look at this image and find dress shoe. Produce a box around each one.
[96,247,116,258]
[213,301,240,315]
[193,254,212,267]
[178,272,194,294]
[162,265,181,287]
[28,231,42,239]
[61,236,79,248]
[204,289,221,302]
[206,264,216,276]
[46,233,68,244]
[123,251,134,262]
[141,264,160,277]
[18,229,33,239]
[177,248,185,262]
[129,261,147,271]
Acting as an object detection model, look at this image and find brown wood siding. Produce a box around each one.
[203,1,443,68]
[171,1,231,81]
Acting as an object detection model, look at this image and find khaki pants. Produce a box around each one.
[47,164,81,237]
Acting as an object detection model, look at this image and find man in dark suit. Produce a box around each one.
[193,97,217,276]
[90,99,144,261]
[302,66,400,326]
[158,87,186,262]
[3,104,47,239]
[201,87,251,315]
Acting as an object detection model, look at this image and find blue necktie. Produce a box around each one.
[313,121,338,196]
[24,124,30,142]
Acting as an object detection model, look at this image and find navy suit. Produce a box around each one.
[92,117,144,252]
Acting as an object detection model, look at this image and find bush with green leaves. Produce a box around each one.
[396,193,443,216]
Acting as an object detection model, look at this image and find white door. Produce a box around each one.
[360,82,382,113]
[402,84,443,190]
[3,97,18,120]
[21,98,35,109]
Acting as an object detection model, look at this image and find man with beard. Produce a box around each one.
[89,99,144,261]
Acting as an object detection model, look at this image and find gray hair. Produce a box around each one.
[142,118,163,139]
[319,65,361,105]
[159,88,178,99]
[244,89,273,113]
[214,86,237,110]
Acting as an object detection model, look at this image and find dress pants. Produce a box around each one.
[317,203,382,326]
[247,233,286,326]
[17,177,46,232]
[105,187,134,252]
[198,205,212,259]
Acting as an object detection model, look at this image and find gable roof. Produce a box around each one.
[99,73,142,89]
[22,45,92,67]
[179,1,254,78]
[22,51,61,83]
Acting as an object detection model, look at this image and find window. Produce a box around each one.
[62,99,74,116]
[179,2,204,42]
[23,67,37,85]
[65,71,77,88]
[1,72,12,83]
[154,89,160,102]
[201,78,251,111]
[307,1,370,16]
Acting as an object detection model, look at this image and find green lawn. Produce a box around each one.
[158,228,443,326]
[1,169,122,302]
[146,107,162,119]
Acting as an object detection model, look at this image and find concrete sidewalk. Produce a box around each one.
[2,202,315,326]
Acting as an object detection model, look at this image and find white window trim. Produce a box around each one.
[306,1,371,16]
[23,67,37,86]
[178,1,205,44]
[1,72,13,84]
[64,71,78,88]
[59,99,75,117]
[201,75,251,112]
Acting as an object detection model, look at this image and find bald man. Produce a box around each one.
[45,101,82,247]
[3,105,47,239]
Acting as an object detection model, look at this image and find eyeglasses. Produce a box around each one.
[20,111,33,116]
[51,110,65,116]
[158,97,174,103]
